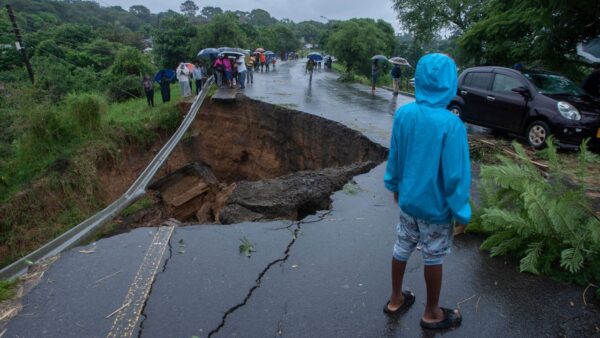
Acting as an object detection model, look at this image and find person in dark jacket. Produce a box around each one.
[143,76,154,107]
[582,66,600,97]
[159,73,171,103]
[391,64,402,95]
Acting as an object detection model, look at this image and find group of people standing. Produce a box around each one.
[212,55,249,89]
[211,52,277,89]
[142,61,208,108]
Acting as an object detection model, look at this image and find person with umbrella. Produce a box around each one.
[155,69,175,103]
[372,60,380,94]
[177,62,192,97]
[260,53,266,72]
[246,55,255,85]
[306,57,316,82]
[236,56,247,89]
[222,56,233,88]
[213,55,225,87]
[193,61,206,94]
[391,63,402,95]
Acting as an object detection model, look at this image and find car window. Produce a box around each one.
[463,72,492,90]
[492,74,522,94]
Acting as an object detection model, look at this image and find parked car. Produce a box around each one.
[448,66,600,149]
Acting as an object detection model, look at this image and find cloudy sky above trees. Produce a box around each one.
[101,0,400,29]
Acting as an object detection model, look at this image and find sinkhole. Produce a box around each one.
[148,96,388,225]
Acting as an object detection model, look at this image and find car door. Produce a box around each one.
[488,73,529,132]
[459,71,494,124]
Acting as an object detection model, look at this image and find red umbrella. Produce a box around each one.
[184,63,196,72]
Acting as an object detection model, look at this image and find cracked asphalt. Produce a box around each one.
[3,61,600,338]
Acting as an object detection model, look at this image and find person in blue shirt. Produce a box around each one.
[383,53,470,330]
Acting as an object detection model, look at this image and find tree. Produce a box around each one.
[458,0,600,79]
[191,13,248,51]
[392,0,487,44]
[200,6,223,21]
[295,21,325,45]
[180,0,199,17]
[248,9,275,26]
[153,14,197,68]
[326,19,395,76]
[129,5,152,22]
[263,24,300,54]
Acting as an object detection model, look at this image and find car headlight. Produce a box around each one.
[557,101,581,120]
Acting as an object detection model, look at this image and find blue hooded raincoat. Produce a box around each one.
[384,53,471,225]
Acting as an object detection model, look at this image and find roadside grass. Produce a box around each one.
[0,279,17,302]
[121,196,154,217]
[331,63,414,93]
[0,83,189,269]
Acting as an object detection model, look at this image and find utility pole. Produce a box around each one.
[6,4,34,84]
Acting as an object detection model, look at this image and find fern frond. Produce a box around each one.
[521,185,554,236]
[520,241,544,275]
[480,208,532,236]
[560,246,584,273]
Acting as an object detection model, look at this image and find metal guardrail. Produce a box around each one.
[0,76,215,280]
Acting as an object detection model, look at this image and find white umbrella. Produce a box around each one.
[577,37,600,63]
[389,57,412,67]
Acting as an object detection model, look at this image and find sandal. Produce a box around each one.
[383,291,415,316]
[420,307,462,329]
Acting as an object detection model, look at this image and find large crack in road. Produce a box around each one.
[207,211,332,337]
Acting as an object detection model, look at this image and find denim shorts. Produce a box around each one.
[393,209,453,265]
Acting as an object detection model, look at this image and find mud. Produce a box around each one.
[148,96,388,224]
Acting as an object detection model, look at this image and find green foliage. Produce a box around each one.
[239,237,255,258]
[122,196,154,217]
[476,139,600,286]
[65,93,107,135]
[458,0,599,80]
[153,14,197,68]
[0,279,17,302]
[392,0,486,44]
[326,19,395,77]
[192,13,248,51]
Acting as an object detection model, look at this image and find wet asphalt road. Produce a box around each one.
[3,61,599,338]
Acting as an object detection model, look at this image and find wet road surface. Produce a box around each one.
[3,61,599,338]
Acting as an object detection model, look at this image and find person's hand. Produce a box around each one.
[393,192,399,204]
[454,223,467,236]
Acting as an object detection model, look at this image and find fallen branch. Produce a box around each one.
[93,270,122,287]
[456,294,477,310]
[105,300,131,319]
[582,283,598,306]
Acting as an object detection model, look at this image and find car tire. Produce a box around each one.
[448,104,463,120]
[526,120,550,149]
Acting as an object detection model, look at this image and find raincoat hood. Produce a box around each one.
[415,53,458,108]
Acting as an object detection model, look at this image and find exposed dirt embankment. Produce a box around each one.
[174,97,387,183]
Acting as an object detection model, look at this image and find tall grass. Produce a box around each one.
[0,83,188,268]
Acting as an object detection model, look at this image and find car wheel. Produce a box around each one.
[526,120,550,149]
[448,104,463,119]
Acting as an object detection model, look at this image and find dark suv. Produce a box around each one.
[449,66,600,149]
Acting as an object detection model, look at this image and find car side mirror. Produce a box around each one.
[512,86,530,98]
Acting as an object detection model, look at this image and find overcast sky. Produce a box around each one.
[98,0,401,31]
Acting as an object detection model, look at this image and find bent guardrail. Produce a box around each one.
[0,76,215,280]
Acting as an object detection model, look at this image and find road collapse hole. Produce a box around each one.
[149,96,388,224]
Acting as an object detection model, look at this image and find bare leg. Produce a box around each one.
[422,264,445,322]
[387,258,407,311]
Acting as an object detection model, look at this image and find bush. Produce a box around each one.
[475,139,600,293]
[106,75,144,102]
[65,93,107,134]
